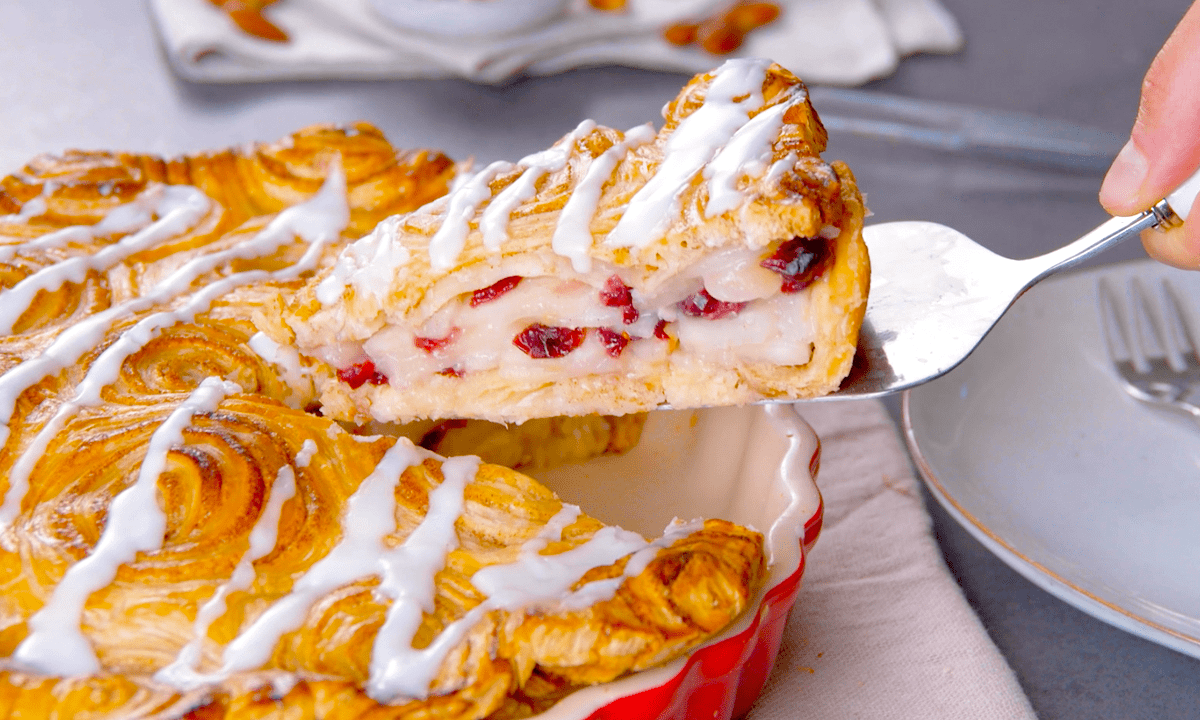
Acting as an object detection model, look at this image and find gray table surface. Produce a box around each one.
[2,1,1199,717]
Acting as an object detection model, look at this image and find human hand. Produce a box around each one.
[1099,0,1200,268]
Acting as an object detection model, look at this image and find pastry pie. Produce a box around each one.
[0,67,793,718]
[281,58,869,424]
[0,390,762,719]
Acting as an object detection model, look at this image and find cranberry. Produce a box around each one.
[597,328,631,358]
[418,419,470,451]
[470,276,522,306]
[760,236,832,293]
[680,289,746,319]
[437,367,464,378]
[653,319,671,340]
[413,327,462,354]
[599,275,639,324]
[337,360,388,389]
[513,324,587,359]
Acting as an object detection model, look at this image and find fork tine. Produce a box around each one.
[1099,277,1134,364]
[1160,280,1200,369]
[1130,277,1170,369]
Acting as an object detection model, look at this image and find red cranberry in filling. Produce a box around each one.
[470,276,523,307]
[337,359,388,389]
[438,367,464,378]
[598,328,632,358]
[653,319,671,340]
[680,289,747,319]
[513,323,587,359]
[599,275,639,324]
[414,327,462,354]
[760,236,833,293]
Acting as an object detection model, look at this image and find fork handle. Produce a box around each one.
[1021,170,1200,283]
[1022,206,1167,283]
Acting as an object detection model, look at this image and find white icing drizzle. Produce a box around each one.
[0,182,53,225]
[703,103,787,219]
[551,124,656,274]
[0,165,350,522]
[316,215,409,306]
[363,514,702,702]
[0,182,140,263]
[763,151,797,187]
[367,503,586,702]
[605,57,774,249]
[153,444,299,690]
[555,518,702,611]
[248,331,316,408]
[214,439,433,676]
[480,120,598,252]
[428,161,514,271]
[12,377,242,677]
[0,226,90,265]
[295,438,319,468]
[365,454,479,700]
[0,185,212,334]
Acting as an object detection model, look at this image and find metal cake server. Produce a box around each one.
[811,169,1200,400]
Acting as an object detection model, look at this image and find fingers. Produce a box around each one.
[1140,223,1200,270]
[1100,1,1200,218]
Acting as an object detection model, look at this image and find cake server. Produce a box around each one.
[812,168,1200,400]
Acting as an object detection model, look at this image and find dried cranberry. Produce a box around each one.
[470,276,522,306]
[513,324,587,359]
[760,236,832,293]
[680,289,746,319]
[418,419,470,451]
[414,327,462,354]
[653,319,671,340]
[597,328,632,358]
[599,275,639,324]
[438,367,464,378]
[337,360,388,389]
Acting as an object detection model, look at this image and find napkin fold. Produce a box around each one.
[753,400,1037,719]
[149,0,963,85]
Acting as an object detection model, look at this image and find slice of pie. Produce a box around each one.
[279,58,869,424]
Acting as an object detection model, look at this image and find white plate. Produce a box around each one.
[904,258,1200,659]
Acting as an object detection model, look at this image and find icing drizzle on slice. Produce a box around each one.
[481,120,598,252]
[605,57,774,249]
[552,124,656,274]
[703,102,788,219]
[429,161,515,271]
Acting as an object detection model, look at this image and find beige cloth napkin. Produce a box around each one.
[751,400,1037,719]
[148,0,962,85]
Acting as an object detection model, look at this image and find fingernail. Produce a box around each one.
[1100,140,1149,209]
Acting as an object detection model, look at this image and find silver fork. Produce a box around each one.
[1100,277,1200,421]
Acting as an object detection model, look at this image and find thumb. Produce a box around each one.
[1100,1,1200,216]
